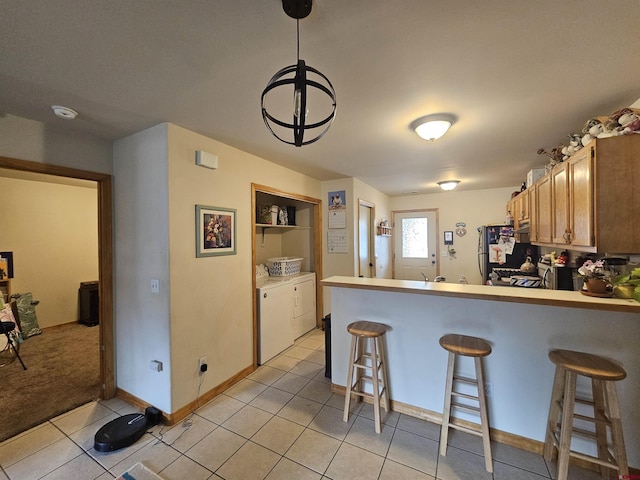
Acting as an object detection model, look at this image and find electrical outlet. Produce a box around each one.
[484,381,493,397]
[151,279,160,294]
[198,356,208,375]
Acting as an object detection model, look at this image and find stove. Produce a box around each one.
[490,268,542,288]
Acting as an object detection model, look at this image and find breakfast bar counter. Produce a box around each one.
[322,276,640,468]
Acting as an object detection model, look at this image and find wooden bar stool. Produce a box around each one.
[343,321,389,434]
[439,333,493,473]
[543,349,628,480]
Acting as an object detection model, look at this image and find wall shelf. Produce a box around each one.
[377,225,392,236]
[256,224,298,229]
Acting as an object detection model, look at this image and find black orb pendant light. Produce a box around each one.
[261,0,337,147]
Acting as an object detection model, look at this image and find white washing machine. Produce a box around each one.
[256,271,315,364]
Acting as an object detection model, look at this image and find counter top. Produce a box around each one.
[321,276,640,313]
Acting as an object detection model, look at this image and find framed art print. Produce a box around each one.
[196,205,236,257]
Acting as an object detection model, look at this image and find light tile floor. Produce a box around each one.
[0,329,611,480]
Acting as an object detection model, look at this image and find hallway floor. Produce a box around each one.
[0,329,609,479]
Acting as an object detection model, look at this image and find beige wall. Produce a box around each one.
[0,175,98,328]
[167,124,322,411]
[114,123,323,413]
[391,186,517,284]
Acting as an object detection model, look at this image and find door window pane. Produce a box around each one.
[402,218,429,258]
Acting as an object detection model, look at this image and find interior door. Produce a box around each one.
[358,200,375,277]
[393,209,439,280]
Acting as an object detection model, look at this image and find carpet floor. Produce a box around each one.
[0,322,101,442]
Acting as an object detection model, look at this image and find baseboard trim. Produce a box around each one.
[332,383,639,474]
[116,364,256,426]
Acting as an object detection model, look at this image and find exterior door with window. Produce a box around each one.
[393,210,439,281]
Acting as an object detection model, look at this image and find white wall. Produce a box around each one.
[320,177,393,315]
[329,285,640,467]
[113,124,172,412]
[321,178,355,315]
[391,187,516,284]
[353,178,392,279]
[0,114,112,174]
[0,175,98,328]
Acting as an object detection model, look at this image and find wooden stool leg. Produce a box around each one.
[544,366,566,461]
[475,356,493,473]
[371,337,382,434]
[439,351,456,457]
[343,334,357,423]
[604,380,629,476]
[556,371,576,480]
[591,378,610,477]
[377,336,390,412]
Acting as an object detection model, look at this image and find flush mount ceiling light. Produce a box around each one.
[438,180,460,191]
[261,0,337,147]
[51,105,78,120]
[410,113,456,141]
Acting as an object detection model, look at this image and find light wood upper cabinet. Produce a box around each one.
[529,185,538,242]
[567,146,594,248]
[525,135,640,253]
[506,189,529,234]
[551,162,569,244]
[535,174,553,244]
[520,189,530,223]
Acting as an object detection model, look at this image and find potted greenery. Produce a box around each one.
[578,260,610,294]
[611,267,640,301]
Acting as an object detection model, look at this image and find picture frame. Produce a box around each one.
[0,251,13,279]
[195,205,236,257]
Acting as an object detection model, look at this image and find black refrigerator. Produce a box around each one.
[478,225,538,284]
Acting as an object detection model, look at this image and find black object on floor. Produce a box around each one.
[94,406,161,452]
[323,313,331,378]
[79,281,99,326]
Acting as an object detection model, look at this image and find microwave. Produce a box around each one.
[538,263,579,290]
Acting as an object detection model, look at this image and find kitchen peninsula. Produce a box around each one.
[322,276,640,468]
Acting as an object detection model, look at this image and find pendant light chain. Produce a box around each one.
[296,18,300,61]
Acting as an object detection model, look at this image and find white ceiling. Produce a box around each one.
[1,0,639,196]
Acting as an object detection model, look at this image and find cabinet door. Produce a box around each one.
[536,174,552,244]
[529,185,538,242]
[506,197,516,226]
[293,278,316,337]
[551,163,569,244]
[258,285,294,364]
[568,146,594,247]
[520,189,530,222]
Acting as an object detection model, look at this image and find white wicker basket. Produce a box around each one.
[266,257,303,276]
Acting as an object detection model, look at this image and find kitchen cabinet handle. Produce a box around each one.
[263,293,267,298]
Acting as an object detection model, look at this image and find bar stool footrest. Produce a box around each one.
[448,421,483,438]
[451,400,481,414]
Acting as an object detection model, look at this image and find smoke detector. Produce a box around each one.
[51,105,78,120]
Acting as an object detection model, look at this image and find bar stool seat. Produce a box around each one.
[439,333,493,473]
[543,349,628,480]
[343,321,389,434]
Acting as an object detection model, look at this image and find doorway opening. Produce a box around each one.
[392,209,439,281]
[251,183,323,366]
[358,199,375,278]
[0,156,114,399]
